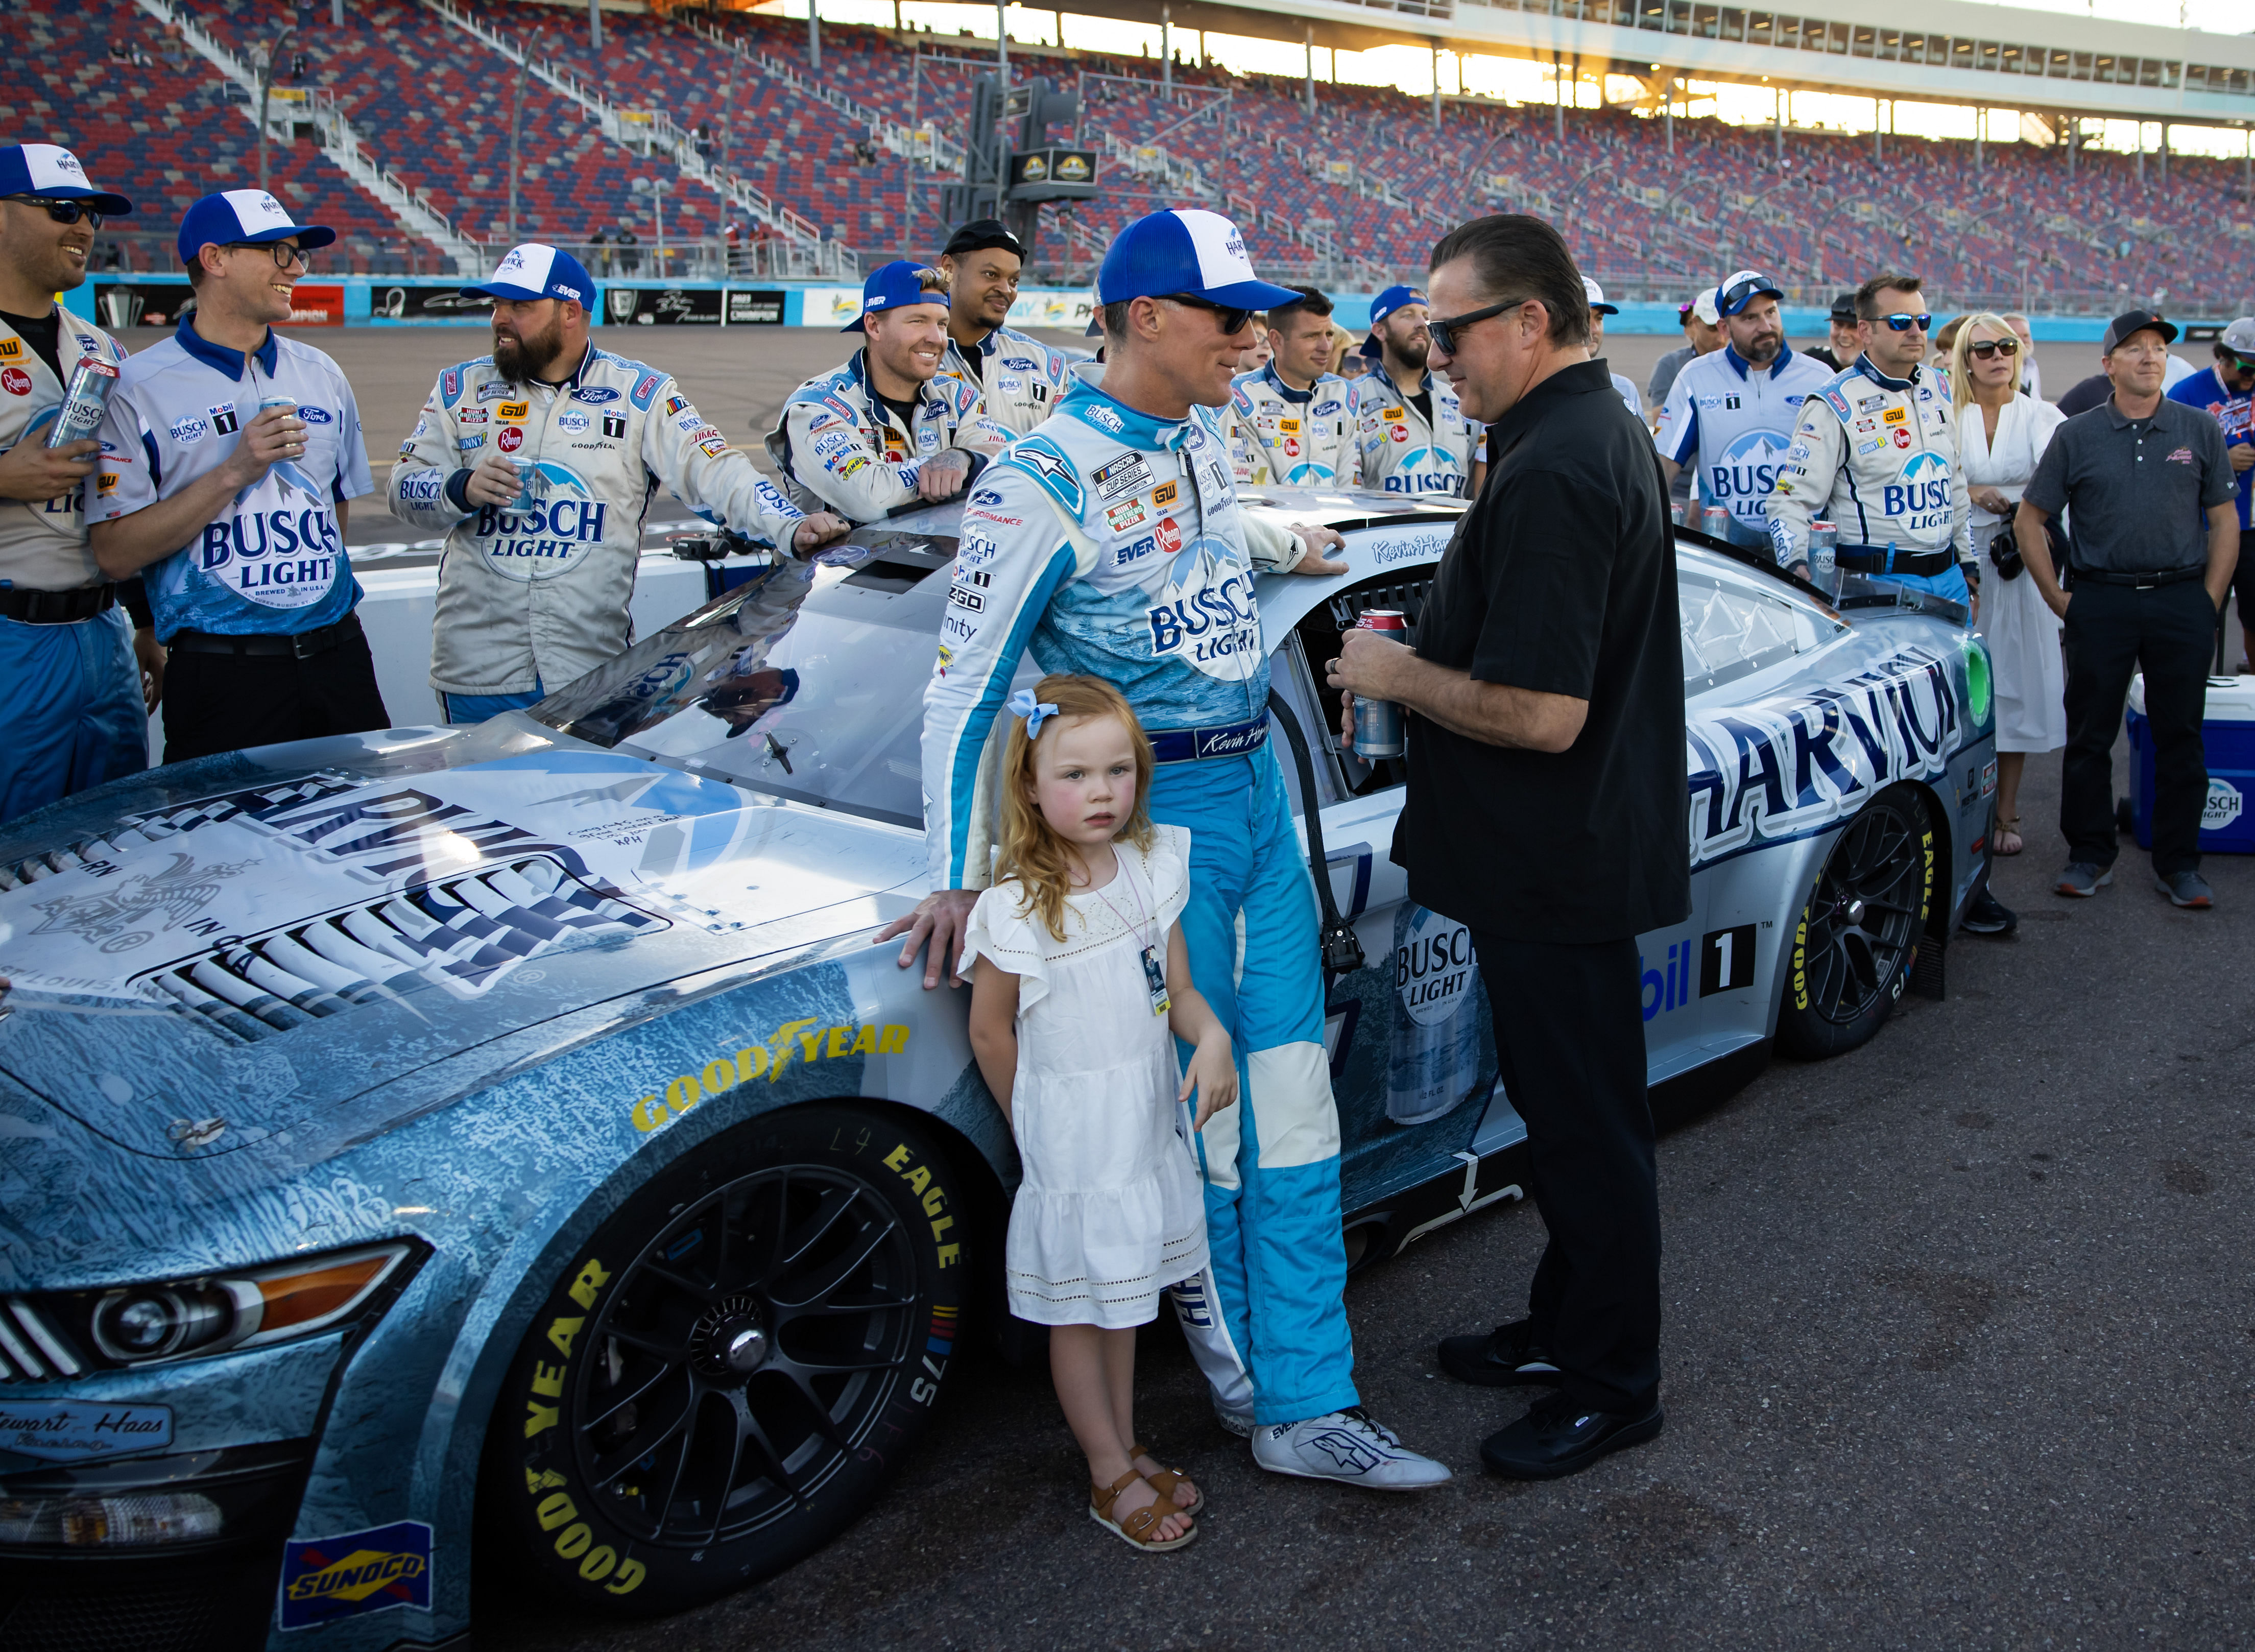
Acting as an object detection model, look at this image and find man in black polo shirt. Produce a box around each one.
[2017,309,2240,909]
[1330,214,1688,1480]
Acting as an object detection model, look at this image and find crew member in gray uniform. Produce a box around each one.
[0,143,151,824]
[933,218,1072,437]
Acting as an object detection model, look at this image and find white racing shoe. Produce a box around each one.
[1250,1407,1452,1489]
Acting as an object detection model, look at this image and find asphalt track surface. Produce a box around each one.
[465,745,2254,1650]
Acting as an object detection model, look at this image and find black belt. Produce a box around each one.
[1835,544,1955,579]
[167,612,362,660]
[2068,564,2205,590]
[0,582,116,624]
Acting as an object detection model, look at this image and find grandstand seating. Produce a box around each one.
[17,0,2249,312]
[2,0,442,274]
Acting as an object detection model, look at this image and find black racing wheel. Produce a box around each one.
[1777,783,1935,1059]
[481,1103,969,1615]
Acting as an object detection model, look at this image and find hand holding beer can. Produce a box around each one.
[1809,520,1839,595]
[44,357,119,449]
[1349,609,1407,760]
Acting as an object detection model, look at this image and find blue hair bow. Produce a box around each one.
[1006,687,1060,740]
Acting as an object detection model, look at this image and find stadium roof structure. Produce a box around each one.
[1063,0,2255,132]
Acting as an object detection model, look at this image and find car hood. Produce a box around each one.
[0,716,925,1163]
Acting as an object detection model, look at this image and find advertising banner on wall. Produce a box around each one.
[600,286,724,326]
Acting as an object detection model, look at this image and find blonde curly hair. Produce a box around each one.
[995,674,1156,942]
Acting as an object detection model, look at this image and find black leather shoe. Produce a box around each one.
[1438,1319,1562,1388]
[1480,1392,1664,1480]
[1961,888,2018,936]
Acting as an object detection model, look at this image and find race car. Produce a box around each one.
[0,494,1996,1648]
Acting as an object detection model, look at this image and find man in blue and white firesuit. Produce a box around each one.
[1227,285,1360,487]
[1348,284,1475,498]
[878,209,1450,1489]
[1653,269,1832,550]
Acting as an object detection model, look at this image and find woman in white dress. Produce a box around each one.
[961,676,1237,1553]
[1954,312,2069,856]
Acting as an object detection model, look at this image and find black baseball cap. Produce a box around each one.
[942,218,1024,259]
[1828,292,1858,322]
[2102,309,2178,352]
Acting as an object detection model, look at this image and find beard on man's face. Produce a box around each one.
[494,314,565,380]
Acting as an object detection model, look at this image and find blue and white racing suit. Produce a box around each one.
[1652,342,1831,550]
[921,374,1360,1427]
[1226,364,1360,488]
[1347,362,1475,498]
[1767,356,1976,607]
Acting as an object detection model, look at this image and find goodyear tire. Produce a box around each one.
[481,1103,969,1615]
[1777,783,1935,1060]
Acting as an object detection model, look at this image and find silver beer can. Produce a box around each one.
[44,356,120,449]
[1809,520,1838,590]
[1700,504,1734,541]
[1351,609,1407,759]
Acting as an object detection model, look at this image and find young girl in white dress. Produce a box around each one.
[959,674,1237,1553]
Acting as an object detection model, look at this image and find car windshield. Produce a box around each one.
[529,530,981,829]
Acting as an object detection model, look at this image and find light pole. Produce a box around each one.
[630,176,672,279]
[508,34,535,246]
[254,26,296,193]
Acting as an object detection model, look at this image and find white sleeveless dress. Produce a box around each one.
[959,825,1210,1329]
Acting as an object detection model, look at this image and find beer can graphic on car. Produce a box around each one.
[1388,904,1486,1126]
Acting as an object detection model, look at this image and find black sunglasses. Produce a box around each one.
[1717,273,1779,315]
[223,239,314,271]
[4,195,103,229]
[1429,298,1524,356]
[1159,294,1255,334]
[1880,313,1934,332]
[1967,337,2021,358]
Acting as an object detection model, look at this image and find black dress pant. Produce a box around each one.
[161,622,391,765]
[1470,931,1661,1415]
[2060,579,2216,874]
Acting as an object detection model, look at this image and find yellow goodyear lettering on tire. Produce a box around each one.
[1918,828,1934,923]
[520,1469,644,1596]
[630,1017,915,1135]
[1791,908,1810,1012]
[883,1142,959,1271]
[529,1261,609,1436]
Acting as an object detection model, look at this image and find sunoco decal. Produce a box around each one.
[277,1520,433,1630]
[1687,645,1960,868]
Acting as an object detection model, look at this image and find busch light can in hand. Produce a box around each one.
[1350,609,1407,760]
[1388,904,1486,1127]
[45,356,119,449]
[1809,520,1839,593]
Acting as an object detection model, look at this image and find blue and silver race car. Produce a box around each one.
[0,498,1996,1648]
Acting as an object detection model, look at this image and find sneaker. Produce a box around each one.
[2155,870,2214,908]
[1960,888,2018,936]
[1250,1407,1452,1490]
[2054,862,2113,898]
[1437,1319,1563,1388]
[1213,1405,1254,1440]
[1480,1391,1665,1481]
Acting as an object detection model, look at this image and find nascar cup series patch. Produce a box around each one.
[278,1520,433,1630]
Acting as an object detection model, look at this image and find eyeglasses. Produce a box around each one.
[1717,274,1778,316]
[1967,337,2021,359]
[2224,351,2255,375]
[1429,298,1524,356]
[3,195,103,229]
[1158,294,1255,335]
[223,239,314,271]
[1879,313,1933,333]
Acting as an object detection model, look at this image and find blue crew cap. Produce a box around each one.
[0,144,131,216]
[1369,284,1427,327]
[1096,209,1300,312]
[177,189,334,266]
[845,260,947,332]
[460,243,595,305]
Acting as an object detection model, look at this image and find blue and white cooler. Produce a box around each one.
[2126,673,2255,854]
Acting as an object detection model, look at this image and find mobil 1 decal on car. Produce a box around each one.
[1685,644,1964,869]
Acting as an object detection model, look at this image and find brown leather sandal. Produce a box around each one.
[1994,817,2025,857]
[1129,1441,1204,1514]
[1089,1469,1198,1551]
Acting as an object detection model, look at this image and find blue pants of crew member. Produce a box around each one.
[0,608,146,827]
[1887,564,1972,609]
[1153,743,1358,1426]
[442,679,543,724]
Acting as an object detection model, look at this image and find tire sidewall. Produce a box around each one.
[480,1103,969,1615]
[1779,784,1935,1059]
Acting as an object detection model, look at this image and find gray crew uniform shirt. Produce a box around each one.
[2024,396,2235,574]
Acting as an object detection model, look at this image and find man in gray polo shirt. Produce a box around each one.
[2016,309,2240,909]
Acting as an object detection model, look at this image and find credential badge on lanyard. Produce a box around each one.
[1095,856,1170,1017]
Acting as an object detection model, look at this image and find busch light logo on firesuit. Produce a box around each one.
[199,506,342,607]
[473,496,609,564]
[1144,544,1262,681]
[1884,450,1952,529]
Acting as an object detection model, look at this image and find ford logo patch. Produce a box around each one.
[572,386,620,404]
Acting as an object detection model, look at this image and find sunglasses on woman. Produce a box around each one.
[3,195,104,230]
[1967,337,2021,359]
